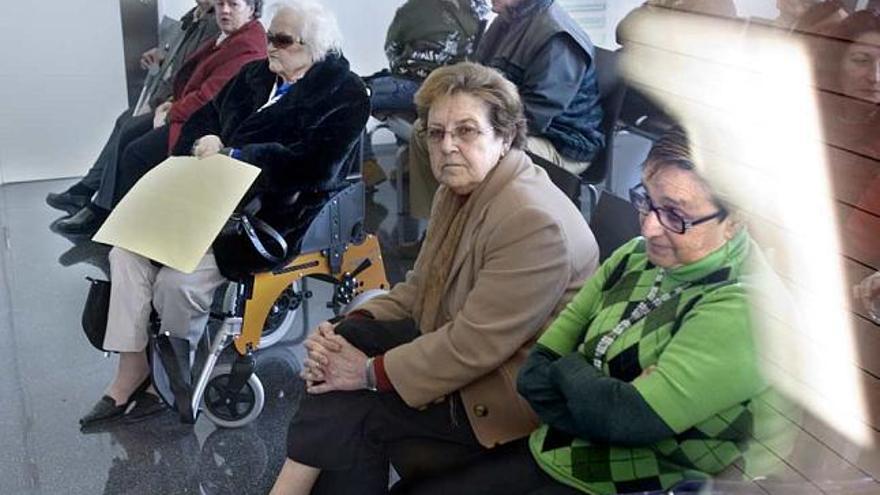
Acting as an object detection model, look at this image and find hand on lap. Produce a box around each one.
[301,322,369,394]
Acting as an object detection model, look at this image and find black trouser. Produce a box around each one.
[390,438,582,495]
[106,124,171,208]
[286,318,485,495]
[82,110,153,195]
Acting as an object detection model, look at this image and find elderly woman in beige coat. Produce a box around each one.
[270,62,599,495]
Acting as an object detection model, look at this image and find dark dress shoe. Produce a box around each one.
[46,191,91,215]
[51,206,108,236]
[57,241,111,273]
[79,378,152,428]
[79,395,129,427]
[124,393,168,424]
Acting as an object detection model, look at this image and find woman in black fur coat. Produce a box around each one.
[79,0,368,428]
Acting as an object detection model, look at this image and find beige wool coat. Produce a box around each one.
[358,150,599,447]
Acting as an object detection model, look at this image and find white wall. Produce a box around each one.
[0,2,129,184]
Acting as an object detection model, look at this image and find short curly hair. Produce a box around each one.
[271,0,343,63]
[414,62,528,149]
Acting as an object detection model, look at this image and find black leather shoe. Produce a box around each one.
[46,190,91,215]
[79,378,151,428]
[124,393,167,424]
[51,206,108,236]
[79,395,129,427]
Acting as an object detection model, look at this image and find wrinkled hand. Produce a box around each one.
[192,134,224,158]
[301,321,340,383]
[854,271,880,322]
[152,101,172,129]
[140,47,162,69]
[301,322,369,394]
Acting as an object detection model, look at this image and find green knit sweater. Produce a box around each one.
[522,231,790,494]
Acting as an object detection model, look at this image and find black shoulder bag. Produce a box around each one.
[213,197,288,281]
[81,276,111,352]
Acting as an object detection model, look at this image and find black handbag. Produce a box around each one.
[213,201,288,281]
[81,276,111,351]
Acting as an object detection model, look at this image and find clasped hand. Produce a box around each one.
[301,321,369,394]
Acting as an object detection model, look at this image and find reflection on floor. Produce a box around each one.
[0,149,415,494]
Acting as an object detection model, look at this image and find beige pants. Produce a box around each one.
[103,247,227,352]
[408,130,590,219]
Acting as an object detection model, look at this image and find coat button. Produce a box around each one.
[473,404,488,417]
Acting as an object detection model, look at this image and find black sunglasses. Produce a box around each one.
[266,31,302,48]
[628,184,727,235]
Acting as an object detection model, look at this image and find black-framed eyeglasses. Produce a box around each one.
[628,183,727,235]
[267,31,303,48]
[418,124,493,145]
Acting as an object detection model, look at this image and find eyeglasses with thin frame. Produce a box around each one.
[628,183,727,235]
[419,124,493,145]
[267,31,304,49]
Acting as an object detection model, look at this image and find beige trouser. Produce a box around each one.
[408,130,590,219]
[103,247,227,352]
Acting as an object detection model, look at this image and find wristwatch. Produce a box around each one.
[365,357,378,392]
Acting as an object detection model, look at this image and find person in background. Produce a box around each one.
[407,0,604,219]
[819,12,880,275]
[818,10,880,159]
[270,61,598,495]
[361,0,488,188]
[77,0,368,428]
[46,0,219,219]
[52,0,266,236]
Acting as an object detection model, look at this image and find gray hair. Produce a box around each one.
[268,0,343,63]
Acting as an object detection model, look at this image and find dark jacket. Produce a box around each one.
[168,19,267,149]
[174,54,370,270]
[149,6,220,107]
[385,0,488,80]
[476,0,604,162]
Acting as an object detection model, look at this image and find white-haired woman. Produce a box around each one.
[79,0,369,427]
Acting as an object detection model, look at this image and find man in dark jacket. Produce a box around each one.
[46,0,219,218]
[477,0,604,170]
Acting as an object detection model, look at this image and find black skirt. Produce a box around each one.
[286,317,485,494]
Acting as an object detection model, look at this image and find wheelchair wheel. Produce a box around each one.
[201,363,265,428]
[223,281,303,348]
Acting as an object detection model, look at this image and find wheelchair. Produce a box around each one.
[149,178,390,428]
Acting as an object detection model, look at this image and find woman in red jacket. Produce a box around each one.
[53,0,266,236]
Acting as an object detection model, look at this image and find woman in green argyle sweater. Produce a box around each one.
[512,127,785,494]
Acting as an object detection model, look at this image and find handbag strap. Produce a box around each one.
[241,214,288,264]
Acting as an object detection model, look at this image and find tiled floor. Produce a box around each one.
[0,147,415,495]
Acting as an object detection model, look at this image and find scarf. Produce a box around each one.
[410,149,530,334]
